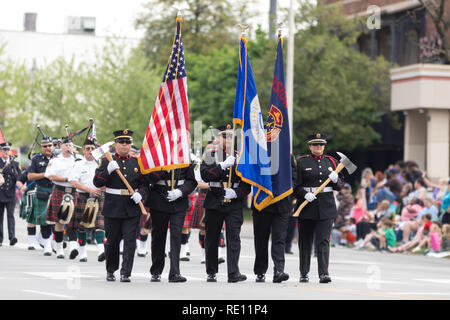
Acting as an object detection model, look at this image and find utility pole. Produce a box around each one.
[286,0,294,152]
[269,0,277,40]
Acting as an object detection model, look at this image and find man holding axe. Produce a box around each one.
[293,133,356,284]
[93,129,147,283]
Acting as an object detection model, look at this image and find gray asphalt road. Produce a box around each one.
[1,209,450,301]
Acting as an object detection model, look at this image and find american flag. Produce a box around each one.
[138,16,190,173]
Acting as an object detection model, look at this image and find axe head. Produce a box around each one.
[336,152,357,175]
[91,141,114,161]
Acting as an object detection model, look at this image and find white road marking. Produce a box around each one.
[24,272,96,279]
[23,289,74,299]
[414,278,450,285]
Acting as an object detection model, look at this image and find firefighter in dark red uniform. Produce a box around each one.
[293,133,345,283]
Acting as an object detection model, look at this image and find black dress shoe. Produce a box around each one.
[218,257,225,264]
[98,252,105,262]
[28,246,36,250]
[255,274,265,283]
[319,275,332,283]
[80,258,88,262]
[207,273,217,282]
[10,238,17,246]
[69,249,78,260]
[150,274,161,282]
[299,275,309,283]
[273,271,289,283]
[120,275,131,282]
[169,274,187,283]
[228,273,247,283]
[106,272,116,282]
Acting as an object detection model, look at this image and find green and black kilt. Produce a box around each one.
[21,186,52,225]
[74,192,105,230]
[46,185,78,225]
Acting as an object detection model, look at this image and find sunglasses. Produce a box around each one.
[310,143,325,146]
[42,144,53,148]
[115,139,132,145]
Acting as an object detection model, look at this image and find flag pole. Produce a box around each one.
[226,24,249,195]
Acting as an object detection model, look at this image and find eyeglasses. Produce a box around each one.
[84,146,96,151]
[53,144,59,147]
[42,144,53,148]
[310,143,325,146]
[115,139,132,145]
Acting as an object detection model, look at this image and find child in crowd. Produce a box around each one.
[440,224,450,252]
[352,188,367,222]
[412,222,441,254]
[390,214,432,253]
[355,217,395,251]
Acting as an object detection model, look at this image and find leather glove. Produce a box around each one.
[130,191,142,204]
[167,189,183,202]
[224,188,237,200]
[329,171,338,184]
[107,161,120,175]
[219,156,236,170]
[304,192,317,203]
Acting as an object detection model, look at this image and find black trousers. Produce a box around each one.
[285,216,297,252]
[252,209,288,275]
[0,200,16,243]
[205,208,243,276]
[104,215,140,277]
[150,209,185,277]
[298,218,333,277]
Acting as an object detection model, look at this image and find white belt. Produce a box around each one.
[209,182,240,188]
[155,180,185,186]
[304,187,333,193]
[105,188,131,196]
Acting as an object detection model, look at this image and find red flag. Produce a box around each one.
[0,124,6,144]
[138,16,190,173]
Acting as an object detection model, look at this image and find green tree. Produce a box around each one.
[289,1,393,155]
[135,0,256,67]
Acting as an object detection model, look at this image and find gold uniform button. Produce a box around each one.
[124,174,127,177]
[123,167,126,170]
[319,179,322,183]
[319,172,322,175]
[319,166,322,168]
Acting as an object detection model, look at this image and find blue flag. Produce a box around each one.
[261,36,293,205]
[233,36,273,210]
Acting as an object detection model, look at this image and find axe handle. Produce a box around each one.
[292,162,345,217]
[104,152,148,216]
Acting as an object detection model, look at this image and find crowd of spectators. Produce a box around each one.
[332,160,450,257]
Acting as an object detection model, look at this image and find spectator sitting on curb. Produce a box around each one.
[331,217,357,247]
[440,180,450,225]
[403,178,428,205]
[412,222,441,254]
[355,200,392,243]
[390,214,432,253]
[371,169,402,205]
[400,197,423,222]
[355,217,396,251]
[441,224,450,252]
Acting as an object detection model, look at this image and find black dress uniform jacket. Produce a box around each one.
[93,153,147,218]
[0,157,21,203]
[144,165,198,213]
[28,154,52,188]
[200,149,251,211]
[293,154,344,220]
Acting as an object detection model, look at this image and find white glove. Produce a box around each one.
[130,192,142,204]
[304,192,316,203]
[107,161,120,175]
[167,189,183,202]
[329,171,338,184]
[220,156,236,170]
[224,188,237,200]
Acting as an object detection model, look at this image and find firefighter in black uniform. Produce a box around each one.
[144,165,197,283]
[93,129,147,283]
[200,125,251,283]
[293,133,344,283]
[252,153,297,283]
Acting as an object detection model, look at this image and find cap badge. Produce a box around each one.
[316,133,321,138]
